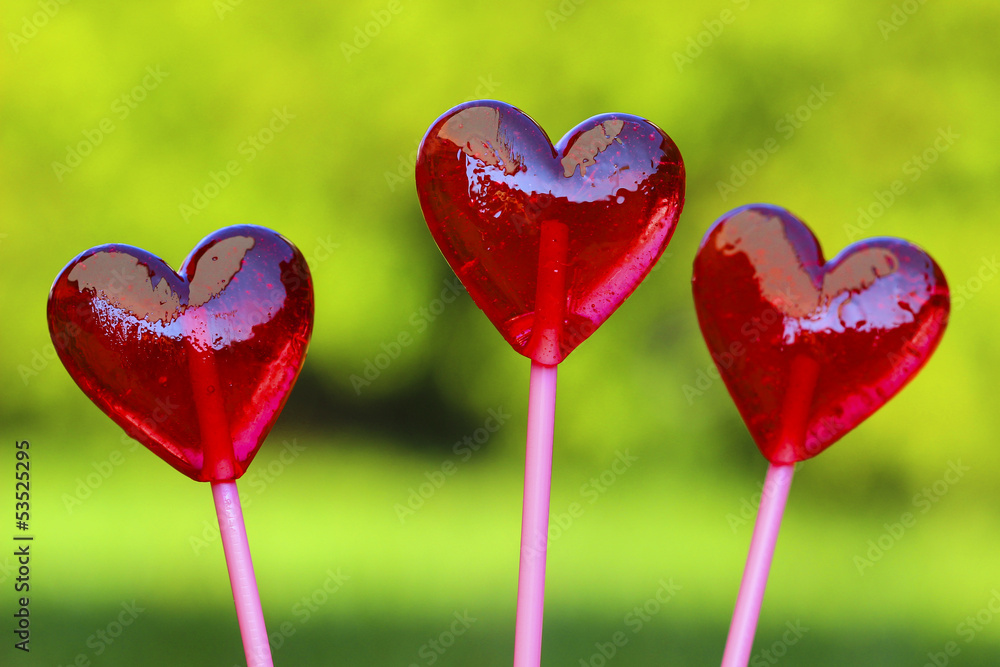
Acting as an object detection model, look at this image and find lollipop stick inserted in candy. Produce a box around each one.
[186,311,274,667]
[186,308,238,480]
[526,220,569,364]
[514,220,568,667]
[721,354,819,667]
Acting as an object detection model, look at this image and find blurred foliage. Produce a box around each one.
[1,0,1000,665]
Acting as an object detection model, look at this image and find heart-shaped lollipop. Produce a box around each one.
[417,100,684,667]
[692,204,949,464]
[47,224,314,482]
[416,100,685,364]
[694,205,950,667]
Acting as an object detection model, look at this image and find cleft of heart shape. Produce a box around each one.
[416,100,685,365]
[692,204,950,464]
[47,225,314,482]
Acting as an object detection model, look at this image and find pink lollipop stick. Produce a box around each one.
[720,462,794,667]
[513,361,558,667]
[514,220,568,666]
[187,311,273,666]
[213,480,274,667]
[721,355,817,667]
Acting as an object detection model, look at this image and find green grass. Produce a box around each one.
[10,426,1000,665]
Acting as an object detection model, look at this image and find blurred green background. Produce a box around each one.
[2,0,999,665]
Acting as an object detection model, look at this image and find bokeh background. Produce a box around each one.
[2,1,999,665]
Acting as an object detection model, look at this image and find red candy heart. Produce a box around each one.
[416,100,685,365]
[47,225,314,482]
[692,204,949,464]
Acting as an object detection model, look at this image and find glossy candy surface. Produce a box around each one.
[692,204,949,464]
[416,100,685,365]
[48,225,314,482]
